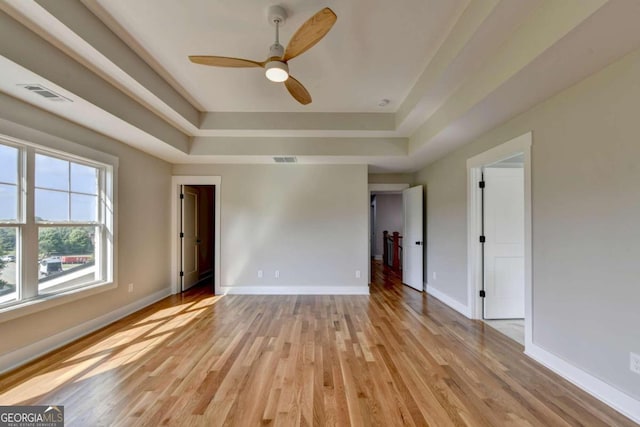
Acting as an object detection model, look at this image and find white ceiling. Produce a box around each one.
[1,0,640,173]
[90,0,466,112]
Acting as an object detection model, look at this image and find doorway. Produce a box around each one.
[481,158,525,344]
[367,183,423,291]
[367,183,409,283]
[171,176,221,295]
[482,160,524,320]
[467,132,532,349]
[180,185,215,292]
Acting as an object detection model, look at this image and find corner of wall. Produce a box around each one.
[425,283,472,318]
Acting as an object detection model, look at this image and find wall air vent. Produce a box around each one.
[18,84,72,102]
[273,156,297,163]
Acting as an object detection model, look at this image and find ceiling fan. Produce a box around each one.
[189,6,337,105]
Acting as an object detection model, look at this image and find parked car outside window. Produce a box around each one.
[40,258,63,276]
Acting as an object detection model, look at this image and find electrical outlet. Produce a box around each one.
[432,272,437,280]
[128,283,133,293]
[257,270,263,278]
[275,270,280,279]
[355,270,361,279]
[631,352,640,375]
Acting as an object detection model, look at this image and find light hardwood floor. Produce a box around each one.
[0,262,636,426]
[484,319,525,345]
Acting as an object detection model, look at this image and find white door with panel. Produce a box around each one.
[181,186,200,291]
[483,167,524,319]
[402,185,424,291]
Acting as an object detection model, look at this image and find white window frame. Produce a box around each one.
[0,132,117,323]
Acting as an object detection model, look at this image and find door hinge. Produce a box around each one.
[180,193,184,200]
[180,232,184,238]
[180,271,184,277]
[478,180,485,188]
[479,235,486,243]
[479,290,486,298]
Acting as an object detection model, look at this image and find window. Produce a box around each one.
[0,136,114,312]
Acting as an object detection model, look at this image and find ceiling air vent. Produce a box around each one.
[18,84,72,102]
[273,156,297,164]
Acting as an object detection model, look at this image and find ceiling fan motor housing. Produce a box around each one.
[269,43,285,59]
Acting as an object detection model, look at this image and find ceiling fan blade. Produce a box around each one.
[283,8,337,62]
[189,56,265,68]
[285,76,312,105]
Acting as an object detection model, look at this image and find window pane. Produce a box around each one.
[35,189,69,221]
[71,163,98,195]
[36,154,69,191]
[38,226,97,295]
[0,184,17,221]
[0,144,18,184]
[0,227,17,305]
[71,194,97,222]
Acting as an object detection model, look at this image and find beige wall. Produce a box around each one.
[414,48,640,399]
[173,164,369,292]
[368,173,413,185]
[0,94,172,357]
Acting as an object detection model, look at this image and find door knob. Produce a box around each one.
[415,241,422,245]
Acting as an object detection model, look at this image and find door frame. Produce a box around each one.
[171,176,221,295]
[466,132,532,349]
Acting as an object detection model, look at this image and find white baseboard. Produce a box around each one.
[425,283,472,318]
[221,285,370,295]
[373,255,383,261]
[525,344,640,424]
[0,288,171,374]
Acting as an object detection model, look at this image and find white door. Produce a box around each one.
[483,168,524,319]
[181,186,200,291]
[402,186,423,291]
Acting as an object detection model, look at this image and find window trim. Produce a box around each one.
[0,140,22,223]
[0,131,117,324]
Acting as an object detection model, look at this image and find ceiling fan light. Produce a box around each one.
[265,61,289,82]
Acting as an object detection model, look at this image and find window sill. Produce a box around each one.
[0,280,116,324]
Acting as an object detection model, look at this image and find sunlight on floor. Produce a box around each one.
[65,322,162,362]
[0,354,108,404]
[0,293,224,406]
